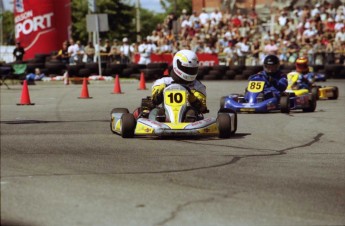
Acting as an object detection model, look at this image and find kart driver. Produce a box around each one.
[288,56,315,90]
[248,54,288,98]
[147,49,207,122]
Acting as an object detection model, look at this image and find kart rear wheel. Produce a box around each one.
[110,108,130,133]
[121,113,136,138]
[329,87,338,100]
[303,94,317,112]
[280,96,290,113]
[217,113,232,138]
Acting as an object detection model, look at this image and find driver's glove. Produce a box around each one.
[152,83,166,105]
[189,90,208,113]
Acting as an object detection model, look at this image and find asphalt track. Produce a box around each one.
[1,79,345,226]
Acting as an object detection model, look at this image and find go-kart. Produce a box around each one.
[287,71,338,100]
[220,75,290,113]
[315,85,339,100]
[284,72,317,112]
[110,83,237,138]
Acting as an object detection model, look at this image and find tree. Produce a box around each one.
[1,11,15,45]
[159,0,192,16]
[71,0,166,44]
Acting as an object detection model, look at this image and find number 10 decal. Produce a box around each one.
[168,93,183,103]
[165,91,186,106]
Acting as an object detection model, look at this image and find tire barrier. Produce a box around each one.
[2,61,345,81]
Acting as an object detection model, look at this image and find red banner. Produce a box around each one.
[14,0,71,60]
[134,53,219,66]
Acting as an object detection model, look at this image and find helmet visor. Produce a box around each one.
[296,63,308,71]
[177,59,198,76]
[264,64,279,73]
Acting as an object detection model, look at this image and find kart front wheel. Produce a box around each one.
[280,96,290,113]
[121,113,136,138]
[111,108,129,114]
[220,96,226,108]
[217,113,232,138]
[110,108,130,133]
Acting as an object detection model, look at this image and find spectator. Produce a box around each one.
[287,38,300,63]
[67,39,79,64]
[75,41,84,63]
[84,41,95,63]
[263,37,279,56]
[198,8,209,25]
[335,27,345,44]
[338,41,345,64]
[25,68,45,81]
[223,42,236,66]
[210,8,222,25]
[158,38,173,54]
[251,39,261,65]
[313,38,325,65]
[56,41,69,64]
[119,37,134,64]
[189,11,199,24]
[138,38,154,65]
[235,37,251,65]
[109,39,121,63]
[13,42,25,62]
[103,39,111,53]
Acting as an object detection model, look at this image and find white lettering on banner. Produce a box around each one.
[15,11,33,23]
[15,12,54,38]
[199,61,216,66]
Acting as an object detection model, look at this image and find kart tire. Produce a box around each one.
[280,95,290,113]
[303,94,317,112]
[121,113,136,138]
[220,96,227,108]
[218,108,237,134]
[330,87,339,100]
[111,108,129,114]
[110,108,130,133]
[217,113,232,138]
[311,86,319,100]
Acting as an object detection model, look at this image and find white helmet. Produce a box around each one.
[172,50,199,82]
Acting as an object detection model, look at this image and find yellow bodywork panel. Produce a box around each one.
[135,122,154,134]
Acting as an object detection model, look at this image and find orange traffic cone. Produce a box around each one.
[63,71,70,85]
[163,68,169,76]
[78,77,92,99]
[138,72,147,90]
[112,74,123,94]
[17,80,35,105]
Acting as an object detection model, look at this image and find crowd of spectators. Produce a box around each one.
[55,2,345,67]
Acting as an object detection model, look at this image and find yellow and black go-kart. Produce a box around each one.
[287,71,338,100]
[110,84,237,138]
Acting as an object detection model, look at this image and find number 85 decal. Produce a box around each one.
[247,81,265,92]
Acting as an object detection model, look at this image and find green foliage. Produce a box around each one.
[160,0,192,16]
[140,9,166,40]
[71,0,166,44]
[1,11,15,44]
